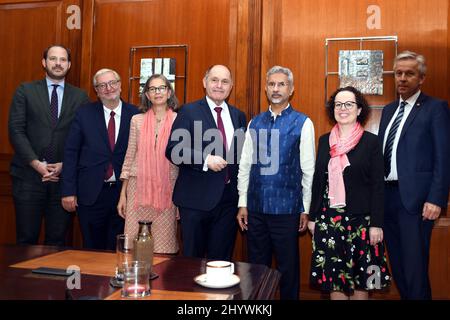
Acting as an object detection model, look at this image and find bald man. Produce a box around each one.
[166,65,247,260]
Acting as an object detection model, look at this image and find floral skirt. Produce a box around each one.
[310,207,391,294]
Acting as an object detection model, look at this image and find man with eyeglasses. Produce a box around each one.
[237,65,315,299]
[378,51,450,299]
[61,68,139,250]
[166,65,247,261]
[8,44,89,246]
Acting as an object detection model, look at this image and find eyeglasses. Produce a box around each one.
[334,101,357,110]
[95,80,120,91]
[147,85,167,94]
[267,81,288,89]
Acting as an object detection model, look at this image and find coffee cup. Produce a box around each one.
[205,260,234,284]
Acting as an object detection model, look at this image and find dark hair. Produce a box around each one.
[140,74,179,112]
[43,44,71,62]
[326,86,370,125]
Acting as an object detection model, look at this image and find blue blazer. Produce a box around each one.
[378,93,450,214]
[61,100,140,206]
[166,98,247,211]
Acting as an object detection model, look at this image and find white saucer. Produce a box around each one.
[194,273,240,289]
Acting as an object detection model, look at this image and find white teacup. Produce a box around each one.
[206,260,234,284]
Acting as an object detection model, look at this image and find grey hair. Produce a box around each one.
[140,74,179,112]
[394,51,427,76]
[92,68,121,86]
[266,66,294,86]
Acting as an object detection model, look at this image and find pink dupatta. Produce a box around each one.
[136,109,174,211]
[328,122,364,208]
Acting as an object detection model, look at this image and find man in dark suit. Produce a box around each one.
[166,65,247,260]
[61,68,139,250]
[378,51,450,299]
[8,44,89,246]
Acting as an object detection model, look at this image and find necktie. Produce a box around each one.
[105,111,116,180]
[383,101,407,178]
[43,84,59,163]
[50,84,59,126]
[214,107,229,183]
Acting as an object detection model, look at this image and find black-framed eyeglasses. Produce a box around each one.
[334,101,357,110]
[147,85,168,94]
[95,79,120,91]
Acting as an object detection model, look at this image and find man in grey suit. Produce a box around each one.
[8,44,89,246]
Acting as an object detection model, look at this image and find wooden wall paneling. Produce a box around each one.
[0,0,70,155]
[230,0,263,262]
[80,0,94,94]
[262,0,448,141]
[82,0,235,104]
[428,220,450,299]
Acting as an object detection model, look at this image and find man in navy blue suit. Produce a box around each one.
[378,51,450,299]
[166,65,247,261]
[61,68,139,250]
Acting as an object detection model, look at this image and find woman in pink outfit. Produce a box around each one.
[118,74,179,254]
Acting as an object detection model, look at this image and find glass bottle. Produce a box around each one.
[133,220,154,275]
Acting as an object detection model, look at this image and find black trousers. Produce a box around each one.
[384,184,434,300]
[247,211,300,300]
[12,177,71,246]
[179,184,238,261]
[77,182,124,250]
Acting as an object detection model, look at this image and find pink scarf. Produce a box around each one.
[136,109,174,211]
[328,122,364,208]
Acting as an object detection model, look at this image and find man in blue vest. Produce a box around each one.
[237,66,315,299]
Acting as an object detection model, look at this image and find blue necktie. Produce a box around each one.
[384,101,407,178]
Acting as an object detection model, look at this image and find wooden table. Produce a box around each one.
[0,244,280,300]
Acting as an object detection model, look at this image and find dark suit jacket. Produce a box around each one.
[8,79,89,182]
[166,98,247,211]
[61,100,140,206]
[310,131,385,227]
[378,93,450,214]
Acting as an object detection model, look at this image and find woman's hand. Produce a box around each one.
[117,194,127,219]
[369,227,383,246]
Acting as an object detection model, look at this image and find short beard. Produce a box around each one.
[45,67,67,81]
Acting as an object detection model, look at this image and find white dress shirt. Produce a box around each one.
[383,90,420,181]
[237,104,316,213]
[103,101,122,181]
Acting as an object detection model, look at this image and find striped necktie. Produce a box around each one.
[383,101,407,178]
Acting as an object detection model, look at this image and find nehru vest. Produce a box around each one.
[247,106,307,214]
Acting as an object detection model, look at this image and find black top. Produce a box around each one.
[310,131,385,227]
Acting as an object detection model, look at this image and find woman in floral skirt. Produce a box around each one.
[308,86,390,299]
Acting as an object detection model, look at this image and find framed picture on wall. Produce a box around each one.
[139,58,176,94]
[128,45,188,106]
[338,50,384,95]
